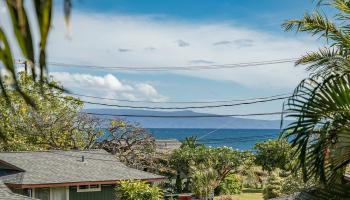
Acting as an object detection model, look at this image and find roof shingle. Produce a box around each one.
[0,181,37,200]
[0,149,163,186]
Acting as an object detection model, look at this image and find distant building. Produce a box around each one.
[0,149,165,200]
[155,139,181,153]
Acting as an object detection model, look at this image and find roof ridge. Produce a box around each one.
[0,149,104,153]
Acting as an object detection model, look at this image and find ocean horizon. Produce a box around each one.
[147,128,281,150]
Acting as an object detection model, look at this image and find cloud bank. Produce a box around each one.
[0,2,320,103]
[50,72,167,102]
[44,10,317,89]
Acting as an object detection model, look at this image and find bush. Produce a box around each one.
[263,173,283,200]
[281,172,315,195]
[254,140,294,173]
[217,174,243,195]
[190,163,218,199]
[116,180,163,200]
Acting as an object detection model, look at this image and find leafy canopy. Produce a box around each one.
[254,139,294,173]
[0,72,102,151]
[170,138,252,194]
[116,180,163,200]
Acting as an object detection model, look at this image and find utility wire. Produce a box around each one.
[17,58,297,71]
[66,91,292,104]
[198,134,278,142]
[84,111,288,118]
[79,95,287,110]
[38,88,291,109]
[198,120,236,140]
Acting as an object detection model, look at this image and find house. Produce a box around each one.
[0,149,165,200]
[0,180,37,200]
[155,139,181,153]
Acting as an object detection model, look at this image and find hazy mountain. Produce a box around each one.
[84,109,287,129]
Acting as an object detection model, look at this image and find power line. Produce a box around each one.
[198,121,232,140]
[84,111,288,118]
[37,88,290,110]
[198,134,278,142]
[66,91,292,104]
[79,95,287,110]
[17,58,297,71]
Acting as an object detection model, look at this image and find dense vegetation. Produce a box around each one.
[2,0,350,199]
[117,180,163,200]
[0,72,345,199]
[279,0,350,198]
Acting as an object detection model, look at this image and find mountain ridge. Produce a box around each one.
[84,109,287,129]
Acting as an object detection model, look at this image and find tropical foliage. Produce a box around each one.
[190,162,218,200]
[254,139,294,173]
[0,0,71,106]
[116,180,163,200]
[281,0,350,186]
[262,173,283,200]
[216,173,243,195]
[0,72,102,151]
[169,137,252,197]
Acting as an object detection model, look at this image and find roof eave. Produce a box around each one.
[0,160,25,172]
[6,177,166,189]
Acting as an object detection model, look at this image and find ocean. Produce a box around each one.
[147,128,281,150]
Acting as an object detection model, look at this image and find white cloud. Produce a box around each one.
[43,11,318,90]
[0,4,320,90]
[50,72,167,102]
[135,83,160,97]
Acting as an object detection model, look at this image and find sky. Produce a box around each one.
[0,0,326,119]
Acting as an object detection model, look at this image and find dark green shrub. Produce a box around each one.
[217,174,243,195]
[116,180,163,200]
[254,139,294,173]
[263,173,283,200]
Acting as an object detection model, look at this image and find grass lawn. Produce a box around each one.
[214,189,263,200]
[232,192,263,200]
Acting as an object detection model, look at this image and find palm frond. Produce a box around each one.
[333,0,350,15]
[282,11,350,50]
[283,12,340,38]
[6,0,35,78]
[33,0,52,83]
[294,183,350,200]
[0,28,34,107]
[282,73,350,184]
[296,47,350,76]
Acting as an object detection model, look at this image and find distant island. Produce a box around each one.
[84,109,287,129]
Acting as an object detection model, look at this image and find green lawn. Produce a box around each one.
[232,192,263,200]
[214,189,263,200]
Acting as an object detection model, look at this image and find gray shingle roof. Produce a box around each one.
[0,149,164,186]
[0,181,37,200]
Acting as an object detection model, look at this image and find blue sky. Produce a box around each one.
[2,0,325,119]
[71,0,314,31]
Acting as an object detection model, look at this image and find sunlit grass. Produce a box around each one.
[214,189,263,200]
[233,192,263,200]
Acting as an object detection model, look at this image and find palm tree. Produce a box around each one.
[281,0,350,186]
[181,136,202,148]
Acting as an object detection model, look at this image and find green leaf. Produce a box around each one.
[6,0,35,78]
[33,0,52,83]
[0,27,34,107]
